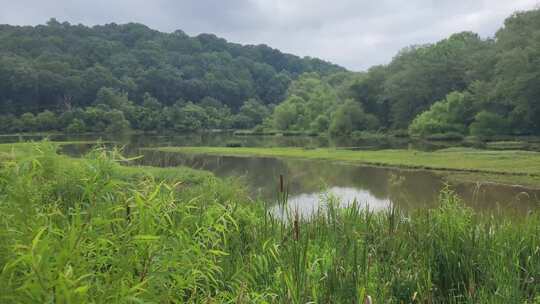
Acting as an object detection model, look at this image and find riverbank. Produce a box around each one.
[149,146,540,188]
[1,142,540,302]
[0,141,213,183]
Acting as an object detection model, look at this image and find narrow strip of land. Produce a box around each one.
[149,146,540,187]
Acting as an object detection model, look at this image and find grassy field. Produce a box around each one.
[150,146,540,187]
[1,142,540,303]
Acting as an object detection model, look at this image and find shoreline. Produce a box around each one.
[147,146,540,189]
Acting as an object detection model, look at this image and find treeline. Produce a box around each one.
[2,9,539,138]
[267,9,540,138]
[0,18,341,123]
[0,87,271,133]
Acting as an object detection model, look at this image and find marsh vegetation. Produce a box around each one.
[1,142,540,303]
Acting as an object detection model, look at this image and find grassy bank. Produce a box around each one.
[0,141,212,184]
[1,143,540,302]
[150,146,540,187]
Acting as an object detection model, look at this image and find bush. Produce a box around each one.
[409,91,470,137]
[470,111,510,137]
[329,100,379,136]
[65,118,86,133]
[35,110,59,131]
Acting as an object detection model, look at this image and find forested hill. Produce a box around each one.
[0,19,343,114]
[267,8,540,137]
[1,9,539,137]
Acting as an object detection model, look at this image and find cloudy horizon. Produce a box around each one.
[0,0,538,71]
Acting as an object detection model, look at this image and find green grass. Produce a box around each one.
[486,141,530,150]
[148,146,540,187]
[1,142,540,302]
[0,141,212,184]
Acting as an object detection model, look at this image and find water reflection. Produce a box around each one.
[138,150,540,216]
[272,187,392,219]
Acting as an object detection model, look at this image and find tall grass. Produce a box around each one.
[0,142,539,303]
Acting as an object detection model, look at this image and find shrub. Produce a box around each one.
[409,91,470,137]
[66,118,86,133]
[470,111,510,137]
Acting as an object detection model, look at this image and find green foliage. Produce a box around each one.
[1,143,540,302]
[270,73,351,133]
[345,9,540,137]
[3,8,540,139]
[19,112,37,132]
[470,111,510,137]
[329,100,379,135]
[232,98,270,129]
[65,118,86,133]
[408,91,471,137]
[103,110,131,134]
[35,110,59,131]
[272,97,301,130]
[0,20,342,115]
[166,102,209,132]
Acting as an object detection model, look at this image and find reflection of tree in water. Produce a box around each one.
[138,150,540,214]
[452,182,540,215]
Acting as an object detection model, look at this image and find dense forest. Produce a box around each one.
[1,8,539,137]
[0,18,342,133]
[269,8,540,138]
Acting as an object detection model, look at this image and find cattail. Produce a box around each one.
[293,210,299,241]
[125,202,131,223]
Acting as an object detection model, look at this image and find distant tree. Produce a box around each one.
[408,91,472,137]
[95,87,131,110]
[272,101,298,130]
[0,19,342,124]
[137,93,165,131]
[269,73,341,131]
[66,118,86,133]
[470,111,509,137]
[35,110,59,131]
[104,110,131,133]
[233,98,270,129]
[20,113,37,132]
[167,102,208,131]
[329,100,379,136]
[310,115,330,133]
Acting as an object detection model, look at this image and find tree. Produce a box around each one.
[233,98,270,129]
[0,19,342,122]
[66,118,86,133]
[167,102,209,131]
[104,110,131,133]
[35,110,59,131]
[272,101,298,130]
[20,113,37,132]
[200,97,232,129]
[268,73,341,131]
[470,111,509,137]
[329,100,379,136]
[138,93,165,131]
[408,91,471,137]
[95,87,131,110]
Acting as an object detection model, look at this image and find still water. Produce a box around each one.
[137,149,540,216]
[6,132,540,216]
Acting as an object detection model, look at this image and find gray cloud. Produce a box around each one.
[0,0,538,70]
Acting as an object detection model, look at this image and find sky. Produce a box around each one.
[0,0,538,71]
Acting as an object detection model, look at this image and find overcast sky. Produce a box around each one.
[0,0,538,71]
